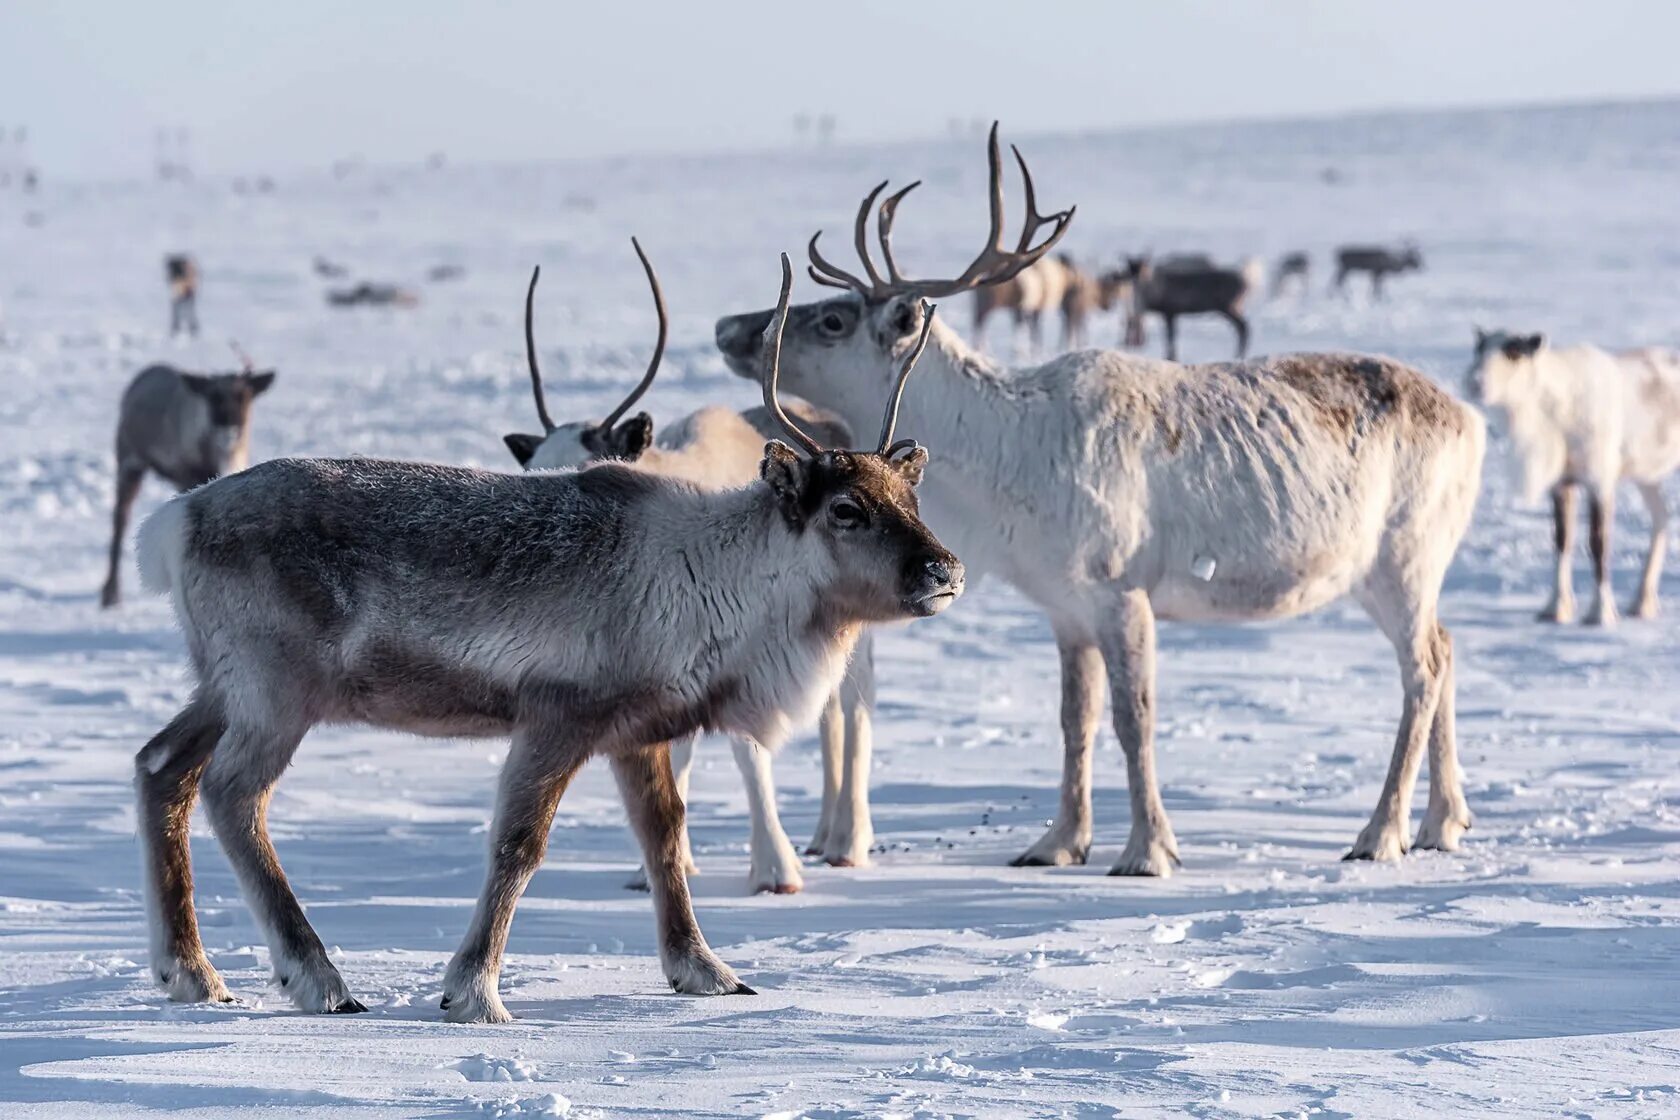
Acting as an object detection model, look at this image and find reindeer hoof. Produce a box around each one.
[331,997,368,1014]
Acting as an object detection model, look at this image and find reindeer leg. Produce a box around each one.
[1415,623,1471,851]
[1629,480,1667,619]
[137,698,230,1003]
[1100,593,1179,876]
[613,743,752,996]
[1223,309,1250,359]
[1013,623,1105,867]
[1584,485,1619,627]
[807,692,843,856]
[201,715,369,1014]
[102,460,145,608]
[824,633,876,868]
[1539,482,1578,622]
[442,726,586,1022]
[1163,315,1179,362]
[625,731,698,890]
[731,737,802,894]
[1348,579,1449,861]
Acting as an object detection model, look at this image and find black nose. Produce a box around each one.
[921,556,964,590]
[715,310,771,359]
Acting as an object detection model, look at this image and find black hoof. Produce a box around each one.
[439,995,452,1010]
[1342,851,1373,862]
[331,997,369,1013]
[730,982,757,996]
[1009,854,1050,867]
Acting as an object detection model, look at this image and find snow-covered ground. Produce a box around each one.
[3,99,1679,1118]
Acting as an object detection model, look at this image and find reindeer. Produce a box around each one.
[1121,252,1262,360]
[503,241,881,892]
[130,255,963,1022]
[715,124,1486,876]
[1058,256,1130,351]
[1272,251,1310,297]
[100,349,275,608]
[1466,328,1680,625]
[1334,243,1422,298]
[165,255,199,337]
[326,282,419,308]
[971,253,1071,355]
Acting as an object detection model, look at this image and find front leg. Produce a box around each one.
[612,744,753,996]
[1100,593,1180,877]
[729,737,803,894]
[1539,483,1578,622]
[806,692,844,856]
[442,729,584,1023]
[1013,627,1105,867]
[1584,486,1619,627]
[1630,481,1668,618]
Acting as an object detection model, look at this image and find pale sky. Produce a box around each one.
[2,0,1676,178]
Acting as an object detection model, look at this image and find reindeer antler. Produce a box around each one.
[762,254,936,460]
[760,254,826,457]
[597,236,668,431]
[521,237,668,436]
[807,122,1075,301]
[228,340,256,372]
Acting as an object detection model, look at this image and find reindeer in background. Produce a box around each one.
[165,255,199,337]
[1334,243,1423,298]
[1122,253,1263,360]
[101,345,275,607]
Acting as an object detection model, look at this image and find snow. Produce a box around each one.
[2,99,1679,1117]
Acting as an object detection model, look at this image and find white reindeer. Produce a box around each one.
[131,256,963,1021]
[502,241,881,892]
[1466,328,1680,624]
[715,125,1486,875]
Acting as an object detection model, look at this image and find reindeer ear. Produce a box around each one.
[882,294,925,341]
[1473,325,1487,348]
[893,445,929,488]
[759,439,807,525]
[504,432,543,467]
[1526,333,1546,354]
[610,412,653,459]
[248,370,276,395]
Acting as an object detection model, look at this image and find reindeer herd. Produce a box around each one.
[100,124,1680,1021]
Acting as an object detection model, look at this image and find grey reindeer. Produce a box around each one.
[1121,253,1262,360]
[130,255,964,1023]
[1333,243,1422,298]
[100,349,275,608]
[506,242,882,891]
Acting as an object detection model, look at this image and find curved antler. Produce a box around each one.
[228,339,256,373]
[805,122,1075,302]
[597,236,668,431]
[876,302,936,453]
[523,266,555,433]
[761,254,825,457]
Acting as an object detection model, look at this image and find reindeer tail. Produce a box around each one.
[136,496,189,597]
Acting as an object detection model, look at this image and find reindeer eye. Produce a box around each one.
[830,498,866,528]
[820,312,847,335]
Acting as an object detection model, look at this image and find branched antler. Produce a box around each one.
[807,122,1075,301]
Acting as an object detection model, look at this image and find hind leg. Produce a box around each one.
[1414,623,1471,851]
[1099,593,1179,876]
[200,717,365,1013]
[1629,481,1667,619]
[1222,309,1250,359]
[101,461,145,608]
[1348,576,1450,861]
[136,698,230,1003]
[1013,622,1105,868]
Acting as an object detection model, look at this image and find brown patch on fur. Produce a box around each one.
[1264,354,1463,444]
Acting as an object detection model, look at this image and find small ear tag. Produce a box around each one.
[1190,554,1217,582]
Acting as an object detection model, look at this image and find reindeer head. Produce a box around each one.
[753,255,964,621]
[1465,326,1545,406]
[184,345,275,473]
[714,123,1073,424]
[505,239,665,471]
